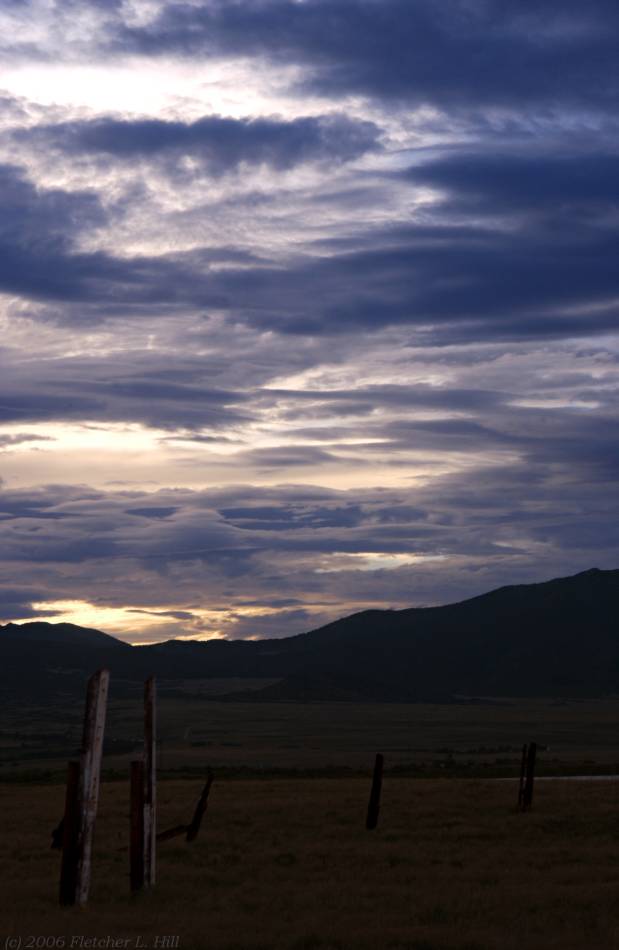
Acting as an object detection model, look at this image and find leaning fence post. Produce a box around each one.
[366,753,384,830]
[186,771,214,842]
[143,676,156,887]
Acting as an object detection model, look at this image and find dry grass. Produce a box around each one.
[1,777,619,950]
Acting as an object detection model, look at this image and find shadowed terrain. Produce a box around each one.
[1,777,618,950]
[2,568,618,702]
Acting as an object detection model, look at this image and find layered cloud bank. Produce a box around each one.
[0,0,617,641]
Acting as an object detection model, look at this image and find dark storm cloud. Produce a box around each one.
[125,507,179,519]
[405,151,619,213]
[218,503,365,532]
[0,333,525,434]
[0,587,51,620]
[0,164,235,313]
[263,384,507,412]
[106,0,619,112]
[0,351,252,429]
[21,113,380,173]
[0,162,104,243]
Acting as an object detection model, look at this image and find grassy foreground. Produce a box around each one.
[1,777,618,950]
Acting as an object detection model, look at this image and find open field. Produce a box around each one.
[2,777,619,950]
[2,693,619,779]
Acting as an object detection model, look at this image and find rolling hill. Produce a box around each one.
[1,567,618,700]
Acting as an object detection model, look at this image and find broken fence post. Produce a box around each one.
[366,753,384,830]
[186,771,214,842]
[156,824,188,843]
[143,676,157,887]
[58,669,110,906]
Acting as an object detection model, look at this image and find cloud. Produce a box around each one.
[0,586,53,621]
[20,113,381,174]
[2,146,616,343]
[0,432,53,449]
[1,457,618,637]
[405,150,619,213]
[0,0,617,639]
[105,0,619,112]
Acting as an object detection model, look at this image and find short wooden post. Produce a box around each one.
[59,761,81,905]
[186,771,214,842]
[523,741,537,811]
[143,676,156,887]
[366,753,384,830]
[130,760,145,892]
[517,743,528,810]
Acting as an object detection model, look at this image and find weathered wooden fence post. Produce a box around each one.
[76,668,110,905]
[366,753,384,830]
[143,676,157,887]
[59,668,109,906]
[130,759,145,892]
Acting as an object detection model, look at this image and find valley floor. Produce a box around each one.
[1,777,618,950]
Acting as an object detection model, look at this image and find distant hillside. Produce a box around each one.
[243,567,619,700]
[0,621,126,649]
[1,568,618,701]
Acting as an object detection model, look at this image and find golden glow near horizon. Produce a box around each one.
[20,599,328,644]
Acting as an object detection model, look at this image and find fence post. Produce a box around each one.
[76,668,110,905]
[517,743,528,810]
[366,753,384,830]
[523,741,537,811]
[58,671,109,905]
[143,676,156,887]
[130,760,145,892]
[186,771,214,842]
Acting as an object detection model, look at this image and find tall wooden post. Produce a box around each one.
[366,753,384,830]
[143,676,156,887]
[58,669,109,906]
[76,668,110,905]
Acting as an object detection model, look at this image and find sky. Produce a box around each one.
[0,0,618,643]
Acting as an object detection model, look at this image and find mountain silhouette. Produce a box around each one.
[0,620,127,648]
[1,568,618,700]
